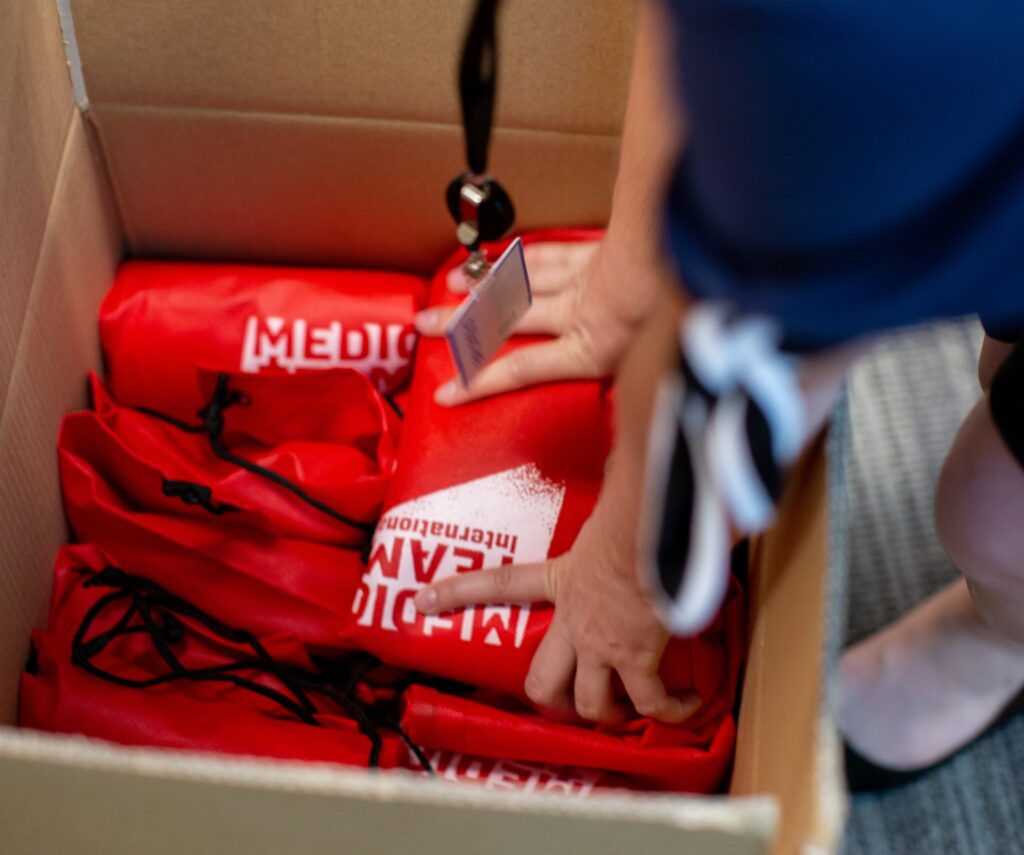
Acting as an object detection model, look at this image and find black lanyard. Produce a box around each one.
[459,0,501,176]
[447,0,515,269]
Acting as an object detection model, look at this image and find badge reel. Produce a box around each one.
[443,0,523,387]
[445,173,516,280]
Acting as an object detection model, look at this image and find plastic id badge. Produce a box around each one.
[444,238,532,388]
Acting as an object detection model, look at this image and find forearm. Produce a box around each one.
[593,280,688,565]
[605,0,686,264]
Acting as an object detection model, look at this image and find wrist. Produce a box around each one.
[604,212,663,269]
[587,447,642,578]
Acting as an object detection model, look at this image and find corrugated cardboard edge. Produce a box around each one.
[55,0,89,111]
[0,106,122,721]
[807,396,853,853]
[0,727,777,836]
[733,419,850,855]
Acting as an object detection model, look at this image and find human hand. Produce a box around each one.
[414,238,663,406]
[413,484,699,725]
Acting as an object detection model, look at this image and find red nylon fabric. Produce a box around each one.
[18,545,404,768]
[60,370,398,545]
[405,747,637,796]
[58,443,363,653]
[396,567,746,794]
[347,231,614,696]
[400,683,736,794]
[99,260,426,420]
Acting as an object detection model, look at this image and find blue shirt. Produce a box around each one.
[663,0,1024,348]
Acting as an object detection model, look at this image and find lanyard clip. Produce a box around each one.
[446,0,514,281]
[456,176,491,278]
[446,172,515,280]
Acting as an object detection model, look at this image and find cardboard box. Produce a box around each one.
[0,2,847,852]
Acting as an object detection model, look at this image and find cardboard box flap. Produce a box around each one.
[0,0,77,417]
[0,111,121,724]
[731,428,848,855]
[92,105,620,271]
[68,0,634,137]
[65,0,633,270]
[0,730,777,855]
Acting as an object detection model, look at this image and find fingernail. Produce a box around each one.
[414,309,438,333]
[434,379,458,406]
[414,587,438,613]
[676,695,701,721]
[447,268,470,293]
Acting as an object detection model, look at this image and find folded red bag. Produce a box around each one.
[397,569,746,794]
[99,260,426,420]
[348,230,613,696]
[406,747,637,796]
[59,444,363,652]
[58,369,399,545]
[18,545,411,769]
[399,683,737,794]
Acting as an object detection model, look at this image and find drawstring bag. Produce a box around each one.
[348,231,614,696]
[99,260,426,420]
[399,680,737,794]
[59,443,365,652]
[59,369,399,546]
[397,571,745,794]
[406,747,637,796]
[19,545,428,770]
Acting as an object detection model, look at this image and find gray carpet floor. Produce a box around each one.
[840,320,1024,855]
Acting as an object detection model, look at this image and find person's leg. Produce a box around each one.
[937,339,1024,643]
[840,334,1024,770]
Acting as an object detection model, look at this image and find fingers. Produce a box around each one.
[573,660,628,724]
[523,241,599,295]
[510,293,571,335]
[414,293,569,339]
[434,337,592,405]
[524,624,576,716]
[445,241,597,296]
[413,305,457,336]
[414,561,552,614]
[446,266,475,295]
[618,667,699,724]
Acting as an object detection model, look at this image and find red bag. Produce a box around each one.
[397,568,746,794]
[348,231,613,696]
[59,443,363,652]
[19,545,408,768]
[399,684,736,794]
[59,369,399,545]
[405,747,636,796]
[99,260,426,420]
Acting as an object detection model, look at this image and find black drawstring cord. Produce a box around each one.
[75,569,320,724]
[137,374,374,536]
[162,479,240,516]
[382,393,404,420]
[71,567,432,772]
[313,653,435,775]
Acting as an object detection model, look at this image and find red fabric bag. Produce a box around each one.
[405,747,637,796]
[59,443,364,652]
[348,231,614,696]
[58,369,399,545]
[397,571,746,794]
[18,545,408,768]
[99,260,426,420]
[399,683,736,794]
